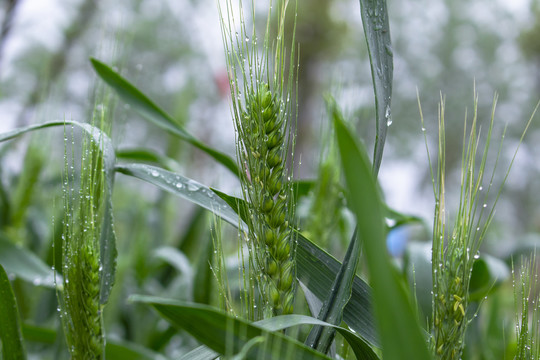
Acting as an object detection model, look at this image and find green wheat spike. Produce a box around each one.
[59,105,111,359]
[219,0,298,318]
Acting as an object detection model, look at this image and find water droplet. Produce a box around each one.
[151,170,159,177]
[175,182,183,189]
[187,181,200,192]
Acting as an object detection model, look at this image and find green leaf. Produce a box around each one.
[469,253,510,301]
[178,313,381,360]
[295,231,379,348]
[90,58,239,176]
[0,234,57,287]
[118,164,379,348]
[358,0,393,175]
[21,323,56,344]
[129,295,332,360]
[193,232,214,305]
[105,338,170,360]
[384,206,424,229]
[305,228,362,354]
[334,108,430,359]
[0,120,117,305]
[178,346,218,360]
[257,315,379,360]
[0,264,26,360]
[115,164,243,230]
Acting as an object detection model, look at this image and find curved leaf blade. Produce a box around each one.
[90,58,239,176]
[358,0,393,175]
[0,264,26,360]
[115,164,243,230]
[334,110,430,359]
[0,234,57,288]
[129,295,331,360]
[257,315,379,360]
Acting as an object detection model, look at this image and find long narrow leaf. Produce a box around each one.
[334,111,430,359]
[0,234,57,287]
[129,295,331,360]
[0,264,26,360]
[358,0,393,175]
[178,312,381,360]
[118,164,379,347]
[256,315,379,360]
[305,228,361,354]
[90,58,239,176]
[0,120,117,305]
[115,164,243,230]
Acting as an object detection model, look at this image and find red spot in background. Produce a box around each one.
[215,70,231,99]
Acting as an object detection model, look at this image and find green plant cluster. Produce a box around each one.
[0,0,539,360]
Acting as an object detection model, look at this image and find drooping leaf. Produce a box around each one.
[256,315,379,360]
[0,234,57,287]
[305,228,362,354]
[0,264,26,360]
[179,346,218,360]
[178,312,381,360]
[470,253,510,301]
[358,0,393,175]
[334,108,430,359]
[90,58,239,176]
[129,295,332,360]
[0,120,117,305]
[115,164,243,230]
[119,164,380,348]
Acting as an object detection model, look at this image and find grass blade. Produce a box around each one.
[305,228,362,354]
[0,234,57,287]
[90,58,239,176]
[334,108,430,359]
[0,120,117,305]
[0,264,26,360]
[296,232,379,348]
[358,0,393,175]
[115,164,243,230]
[129,295,332,360]
[257,315,379,360]
[178,346,218,360]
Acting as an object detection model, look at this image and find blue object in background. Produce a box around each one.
[387,227,409,257]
